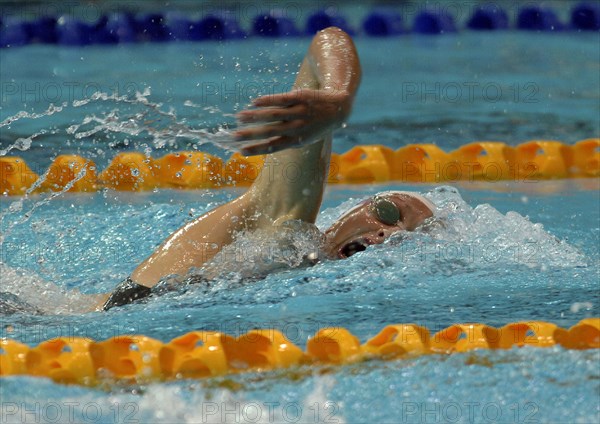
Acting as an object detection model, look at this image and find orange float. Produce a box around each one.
[497,321,567,349]
[363,324,430,358]
[335,145,394,183]
[89,335,163,381]
[41,155,97,192]
[567,139,599,177]
[154,151,223,189]
[1,139,598,196]
[25,337,95,385]
[394,144,452,183]
[1,318,598,386]
[223,152,265,186]
[430,323,501,353]
[226,329,305,371]
[515,140,568,180]
[450,142,516,181]
[98,152,158,191]
[0,156,39,195]
[0,339,29,376]
[556,318,600,350]
[307,327,362,363]
[159,331,231,378]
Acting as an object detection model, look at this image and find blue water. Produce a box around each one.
[1,31,599,424]
[2,33,599,167]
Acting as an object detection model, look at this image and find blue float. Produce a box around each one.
[166,13,193,41]
[27,17,57,43]
[195,14,244,40]
[216,12,246,39]
[253,12,299,37]
[571,2,600,30]
[166,12,203,41]
[136,14,170,42]
[89,16,119,44]
[198,16,226,40]
[306,9,353,35]
[2,6,596,49]
[362,10,405,36]
[517,7,563,31]
[467,5,509,30]
[104,13,137,43]
[0,20,31,48]
[413,10,457,34]
[56,17,92,46]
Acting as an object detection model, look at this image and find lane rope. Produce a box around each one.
[1,318,598,385]
[1,139,598,195]
[1,3,598,49]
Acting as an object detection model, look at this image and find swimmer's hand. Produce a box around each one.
[235,88,353,155]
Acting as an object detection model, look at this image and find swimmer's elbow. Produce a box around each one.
[316,26,350,39]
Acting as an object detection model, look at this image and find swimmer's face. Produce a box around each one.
[324,192,434,259]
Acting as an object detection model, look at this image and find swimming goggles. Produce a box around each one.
[371,195,401,225]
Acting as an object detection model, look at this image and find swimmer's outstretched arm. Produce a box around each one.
[125,27,360,290]
[235,27,361,156]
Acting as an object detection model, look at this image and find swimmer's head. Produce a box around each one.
[323,191,435,259]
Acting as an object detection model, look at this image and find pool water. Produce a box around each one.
[2,33,599,165]
[1,30,599,423]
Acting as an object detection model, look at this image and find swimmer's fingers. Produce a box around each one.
[236,104,308,124]
[240,136,301,156]
[235,119,305,142]
[235,88,352,154]
[253,89,350,108]
[251,89,319,108]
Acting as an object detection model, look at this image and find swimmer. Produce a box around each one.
[96,27,435,311]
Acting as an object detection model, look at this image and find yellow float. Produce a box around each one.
[1,139,598,195]
[1,319,597,386]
